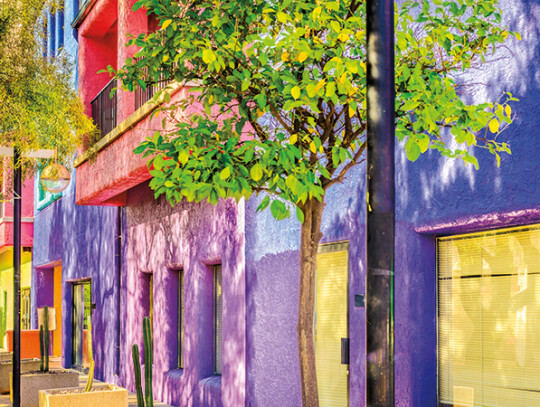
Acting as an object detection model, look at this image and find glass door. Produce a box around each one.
[21,288,31,330]
[72,281,92,368]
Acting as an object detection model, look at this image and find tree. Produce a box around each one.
[0,0,94,179]
[114,0,517,404]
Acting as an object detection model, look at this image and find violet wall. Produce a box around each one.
[32,0,119,385]
[120,182,245,407]
[245,1,539,406]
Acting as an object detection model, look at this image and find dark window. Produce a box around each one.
[213,265,222,375]
[178,271,184,369]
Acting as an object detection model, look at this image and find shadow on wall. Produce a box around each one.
[397,0,540,227]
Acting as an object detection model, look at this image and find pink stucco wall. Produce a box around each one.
[0,164,34,248]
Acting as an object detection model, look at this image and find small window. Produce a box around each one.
[178,271,184,369]
[213,265,222,375]
[149,274,154,347]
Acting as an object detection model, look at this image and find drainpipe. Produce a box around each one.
[365,0,395,405]
[115,207,122,376]
[12,148,22,407]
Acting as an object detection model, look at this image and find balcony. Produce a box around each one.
[91,79,117,140]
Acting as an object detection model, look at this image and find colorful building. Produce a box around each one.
[32,0,540,406]
[0,161,34,350]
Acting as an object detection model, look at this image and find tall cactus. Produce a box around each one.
[39,325,44,372]
[0,292,6,348]
[39,306,50,372]
[143,317,153,407]
[132,316,153,407]
[84,315,94,392]
[132,344,144,407]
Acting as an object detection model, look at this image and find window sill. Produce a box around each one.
[165,368,184,381]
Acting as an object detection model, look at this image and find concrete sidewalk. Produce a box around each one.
[0,358,172,406]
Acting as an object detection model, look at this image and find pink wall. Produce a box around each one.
[0,163,34,248]
[78,0,118,116]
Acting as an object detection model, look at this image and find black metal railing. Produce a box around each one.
[135,76,171,110]
[91,79,117,139]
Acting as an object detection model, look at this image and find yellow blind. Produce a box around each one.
[438,225,540,407]
[316,247,349,407]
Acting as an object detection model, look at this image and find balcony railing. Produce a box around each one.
[135,77,171,110]
[91,79,117,139]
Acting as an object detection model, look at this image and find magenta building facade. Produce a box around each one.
[32,0,540,406]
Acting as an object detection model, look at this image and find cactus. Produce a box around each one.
[0,292,6,347]
[132,316,153,407]
[132,344,144,407]
[39,325,44,372]
[84,315,94,392]
[143,317,153,407]
[39,306,50,372]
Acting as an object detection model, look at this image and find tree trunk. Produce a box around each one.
[297,196,326,407]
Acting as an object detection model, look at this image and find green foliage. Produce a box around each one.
[115,0,517,220]
[131,317,153,407]
[39,305,49,372]
[0,0,95,179]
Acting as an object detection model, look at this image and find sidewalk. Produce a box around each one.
[0,358,172,407]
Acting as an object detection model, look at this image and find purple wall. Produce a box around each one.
[32,183,118,381]
[245,1,539,406]
[120,182,245,407]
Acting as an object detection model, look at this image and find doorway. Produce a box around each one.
[315,242,349,406]
[72,281,92,368]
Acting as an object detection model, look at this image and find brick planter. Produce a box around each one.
[11,370,79,407]
[38,384,128,407]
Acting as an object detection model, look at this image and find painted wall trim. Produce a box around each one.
[0,217,33,223]
[414,208,540,235]
[71,0,98,29]
[74,81,199,168]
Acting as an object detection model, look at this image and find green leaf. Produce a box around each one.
[270,200,289,220]
[220,167,231,180]
[257,195,271,212]
[162,20,172,30]
[202,49,216,64]
[179,150,189,165]
[296,206,305,223]
[250,163,263,181]
[405,139,421,162]
[488,118,500,133]
[291,86,301,100]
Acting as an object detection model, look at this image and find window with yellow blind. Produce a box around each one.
[438,225,540,407]
[316,242,349,406]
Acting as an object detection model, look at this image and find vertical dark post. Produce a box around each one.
[12,147,22,407]
[366,0,395,405]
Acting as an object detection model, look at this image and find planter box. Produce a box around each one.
[39,384,128,407]
[0,351,12,362]
[7,330,53,359]
[0,358,40,393]
[11,370,79,407]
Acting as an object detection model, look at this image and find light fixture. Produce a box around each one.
[40,163,71,193]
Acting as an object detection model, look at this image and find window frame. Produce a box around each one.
[177,270,184,369]
[213,264,222,375]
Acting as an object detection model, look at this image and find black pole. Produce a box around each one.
[13,147,22,407]
[366,0,395,405]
